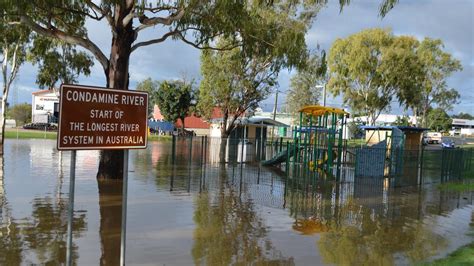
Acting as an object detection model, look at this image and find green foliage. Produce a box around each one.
[28,36,93,90]
[347,119,364,139]
[426,108,452,132]
[408,38,462,127]
[328,28,462,127]
[136,78,160,118]
[155,80,193,128]
[7,103,31,126]
[327,29,407,125]
[393,116,411,126]
[286,50,326,115]
[452,112,474,120]
[197,38,280,137]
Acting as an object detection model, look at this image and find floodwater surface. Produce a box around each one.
[0,139,473,265]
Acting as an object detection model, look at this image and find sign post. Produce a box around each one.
[66,150,76,266]
[58,84,148,266]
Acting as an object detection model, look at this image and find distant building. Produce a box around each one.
[253,110,295,138]
[451,119,474,136]
[210,116,289,139]
[31,90,59,123]
[152,105,223,136]
[354,114,418,126]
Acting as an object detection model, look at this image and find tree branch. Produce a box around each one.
[122,1,136,27]
[19,16,109,72]
[177,32,240,51]
[84,0,116,36]
[131,30,179,52]
[135,8,184,32]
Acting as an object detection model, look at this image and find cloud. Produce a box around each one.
[9,0,474,114]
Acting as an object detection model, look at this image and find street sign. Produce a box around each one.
[57,84,148,150]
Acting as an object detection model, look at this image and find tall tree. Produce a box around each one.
[286,49,327,117]
[6,0,397,178]
[327,29,420,125]
[197,39,281,138]
[411,38,462,127]
[155,79,193,130]
[0,15,29,154]
[28,36,94,91]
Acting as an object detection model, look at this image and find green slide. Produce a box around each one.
[261,146,299,166]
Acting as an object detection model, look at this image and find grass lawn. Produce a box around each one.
[5,129,57,139]
[425,242,474,266]
[346,138,366,147]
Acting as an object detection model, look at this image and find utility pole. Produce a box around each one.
[271,90,279,142]
[323,83,327,107]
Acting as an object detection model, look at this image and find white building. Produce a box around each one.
[32,90,59,123]
[451,119,474,136]
[354,114,418,126]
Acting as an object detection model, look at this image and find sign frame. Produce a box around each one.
[57,84,149,150]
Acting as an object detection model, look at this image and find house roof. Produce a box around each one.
[212,116,289,128]
[153,106,224,129]
[32,89,54,95]
[360,126,428,132]
[176,114,210,129]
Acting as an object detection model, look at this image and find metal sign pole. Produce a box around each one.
[120,149,129,266]
[66,150,76,266]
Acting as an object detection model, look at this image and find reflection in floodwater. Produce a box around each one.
[1,140,474,265]
[192,169,294,265]
[0,150,87,265]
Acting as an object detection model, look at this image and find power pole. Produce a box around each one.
[271,90,279,142]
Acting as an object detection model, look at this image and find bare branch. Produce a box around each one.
[177,32,240,51]
[84,0,117,37]
[122,1,136,27]
[19,16,109,72]
[131,30,179,52]
[135,8,184,32]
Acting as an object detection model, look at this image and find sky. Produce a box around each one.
[9,0,474,115]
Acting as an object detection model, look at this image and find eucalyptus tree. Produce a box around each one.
[0,15,29,154]
[28,36,94,91]
[6,0,398,178]
[327,29,431,125]
[411,38,462,127]
[197,38,284,138]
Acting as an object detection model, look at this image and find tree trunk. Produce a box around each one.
[97,6,135,180]
[181,117,185,131]
[0,87,8,155]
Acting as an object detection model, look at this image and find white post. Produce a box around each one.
[120,150,129,266]
[66,150,76,266]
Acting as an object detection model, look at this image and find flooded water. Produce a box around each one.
[0,139,473,265]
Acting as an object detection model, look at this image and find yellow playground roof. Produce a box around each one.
[298,105,349,116]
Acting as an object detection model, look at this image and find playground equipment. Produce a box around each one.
[263,105,348,181]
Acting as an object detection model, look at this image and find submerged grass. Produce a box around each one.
[426,242,474,265]
[437,182,474,192]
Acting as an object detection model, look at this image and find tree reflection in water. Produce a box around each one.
[0,153,87,264]
[286,180,448,265]
[192,166,293,265]
[97,179,123,266]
